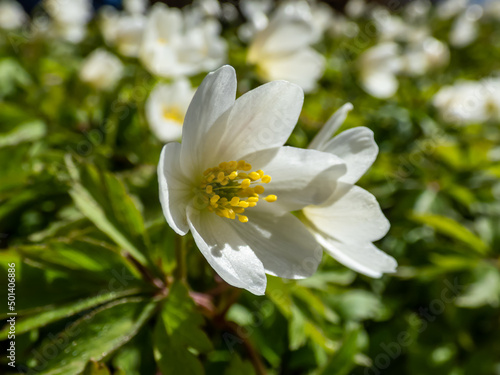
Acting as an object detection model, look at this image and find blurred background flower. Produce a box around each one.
[1,0,500,374]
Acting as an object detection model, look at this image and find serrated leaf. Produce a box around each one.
[65,156,153,267]
[31,298,157,375]
[411,213,489,255]
[153,282,212,375]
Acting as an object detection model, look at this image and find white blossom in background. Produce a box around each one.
[139,3,226,78]
[79,49,124,91]
[99,6,146,58]
[436,0,468,20]
[432,78,500,124]
[44,0,93,43]
[247,5,325,93]
[238,0,273,42]
[123,0,148,15]
[345,0,369,19]
[146,79,195,142]
[0,1,27,30]
[158,65,348,295]
[402,37,450,76]
[358,42,402,99]
[303,104,397,278]
[449,4,483,48]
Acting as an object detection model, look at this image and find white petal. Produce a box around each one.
[158,142,192,235]
[257,48,325,92]
[361,70,399,99]
[248,17,314,61]
[203,80,304,167]
[244,146,347,211]
[187,206,267,295]
[304,185,390,244]
[180,65,237,177]
[313,234,397,278]
[322,127,378,184]
[308,103,353,151]
[232,211,322,279]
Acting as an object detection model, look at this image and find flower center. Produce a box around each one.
[162,106,184,125]
[199,160,276,223]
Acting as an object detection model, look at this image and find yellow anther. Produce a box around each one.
[238,215,249,223]
[261,175,271,183]
[199,160,276,223]
[248,172,260,181]
[219,209,230,218]
[254,185,265,194]
[241,179,251,189]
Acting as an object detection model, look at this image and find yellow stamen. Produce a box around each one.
[265,195,277,202]
[197,160,276,223]
[261,175,271,183]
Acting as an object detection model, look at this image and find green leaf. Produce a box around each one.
[319,327,361,375]
[0,287,142,340]
[0,120,46,147]
[65,156,153,268]
[81,361,111,375]
[410,213,489,255]
[224,353,256,375]
[31,297,157,375]
[153,282,212,375]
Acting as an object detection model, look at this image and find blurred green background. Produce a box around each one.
[1,0,500,374]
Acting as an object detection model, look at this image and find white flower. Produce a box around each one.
[303,104,397,278]
[123,0,148,15]
[79,49,124,91]
[402,37,450,76]
[432,79,500,124]
[247,8,325,93]
[358,42,402,99]
[44,0,93,43]
[139,3,226,78]
[158,65,347,295]
[146,79,195,142]
[0,1,27,30]
[100,7,146,58]
[449,5,483,48]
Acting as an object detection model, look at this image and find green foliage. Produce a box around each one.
[1,2,500,375]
